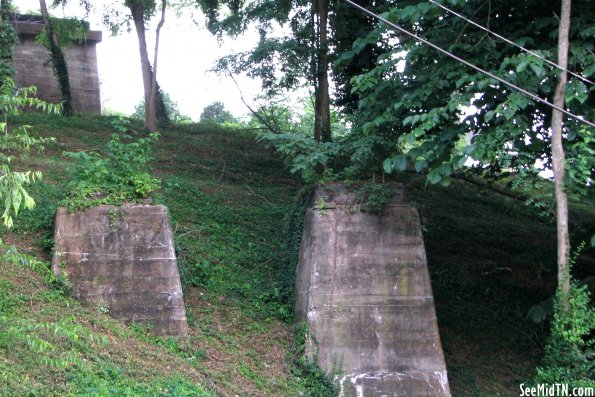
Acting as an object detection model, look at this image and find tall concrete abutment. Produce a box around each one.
[295,184,451,396]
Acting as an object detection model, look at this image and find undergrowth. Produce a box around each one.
[62,130,160,211]
[0,248,213,396]
[2,113,593,396]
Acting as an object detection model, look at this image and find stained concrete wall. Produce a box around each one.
[52,205,188,336]
[11,17,102,113]
[295,184,451,396]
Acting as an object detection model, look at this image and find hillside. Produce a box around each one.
[1,114,594,396]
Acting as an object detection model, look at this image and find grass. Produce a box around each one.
[2,113,594,396]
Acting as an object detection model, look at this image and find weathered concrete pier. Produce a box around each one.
[52,205,188,336]
[11,14,102,113]
[295,184,450,396]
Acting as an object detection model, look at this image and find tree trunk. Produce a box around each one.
[39,0,73,116]
[129,1,155,131]
[311,0,331,143]
[146,0,166,133]
[129,0,168,132]
[551,0,571,308]
[317,0,331,142]
[311,0,321,142]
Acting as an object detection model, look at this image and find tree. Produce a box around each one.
[54,0,170,130]
[0,79,59,227]
[39,0,74,116]
[342,0,593,295]
[342,0,593,181]
[197,1,396,143]
[198,0,333,141]
[133,90,191,124]
[199,101,235,124]
[551,0,571,306]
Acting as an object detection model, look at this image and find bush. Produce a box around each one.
[0,78,58,227]
[62,132,160,210]
[535,249,595,387]
[534,283,595,386]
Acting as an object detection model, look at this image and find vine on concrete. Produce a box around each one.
[278,185,315,309]
[38,2,74,116]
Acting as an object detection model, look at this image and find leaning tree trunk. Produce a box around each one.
[551,0,571,309]
[129,0,168,132]
[129,0,155,131]
[146,0,166,133]
[39,0,73,116]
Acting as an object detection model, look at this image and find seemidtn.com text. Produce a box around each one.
[520,384,594,397]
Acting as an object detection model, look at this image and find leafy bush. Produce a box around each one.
[200,101,236,124]
[290,323,340,397]
[359,183,392,214]
[0,78,58,227]
[535,243,595,387]
[534,282,595,386]
[258,132,340,182]
[62,132,160,210]
[133,91,192,124]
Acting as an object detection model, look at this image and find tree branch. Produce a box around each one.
[225,67,282,134]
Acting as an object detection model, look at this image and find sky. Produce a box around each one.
[16,0,263,120]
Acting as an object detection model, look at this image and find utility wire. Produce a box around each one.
[428,0,595,87]
[343,0,595,128]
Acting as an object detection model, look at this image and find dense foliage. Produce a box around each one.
[0,79,58,227]
[0,0,16,83]
[536,271,595,386]
[62,127,160,210]
[133,90,191,124]
[340,0,594,188]
[199,101,236,124]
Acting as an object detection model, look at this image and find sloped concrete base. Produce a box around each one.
[52,205,187,336]
[295,184,450,396]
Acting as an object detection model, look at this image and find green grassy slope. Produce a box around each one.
[2,114,593,396]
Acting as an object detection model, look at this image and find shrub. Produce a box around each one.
[0,78,58,227]
[62,132,160,210]
[535,243,595,387]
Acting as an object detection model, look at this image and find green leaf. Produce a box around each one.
[438,162,453,176]
[566,80,588,104]
[394,155,408,171]
[427,171,442,184]
[415,160,428,172]
[440,176,452,187]
[383,157,395,174]
[529,62,545,78]
[516,61,528,73]
[484,111,495,123]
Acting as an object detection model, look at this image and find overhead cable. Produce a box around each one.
[428,0,595,87]
[343,0,595,128]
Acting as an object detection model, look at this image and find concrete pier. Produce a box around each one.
[295,184,450,396]
[53,205,187,336]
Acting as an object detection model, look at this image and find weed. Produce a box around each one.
[62,132,160,210]
[317,197,327,215]
[289,323,340,397]
[358,182,392,214]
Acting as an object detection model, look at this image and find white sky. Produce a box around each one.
[15,0,263,120]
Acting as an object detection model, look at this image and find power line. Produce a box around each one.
[428,0,595,87]
[343,0,595,128]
